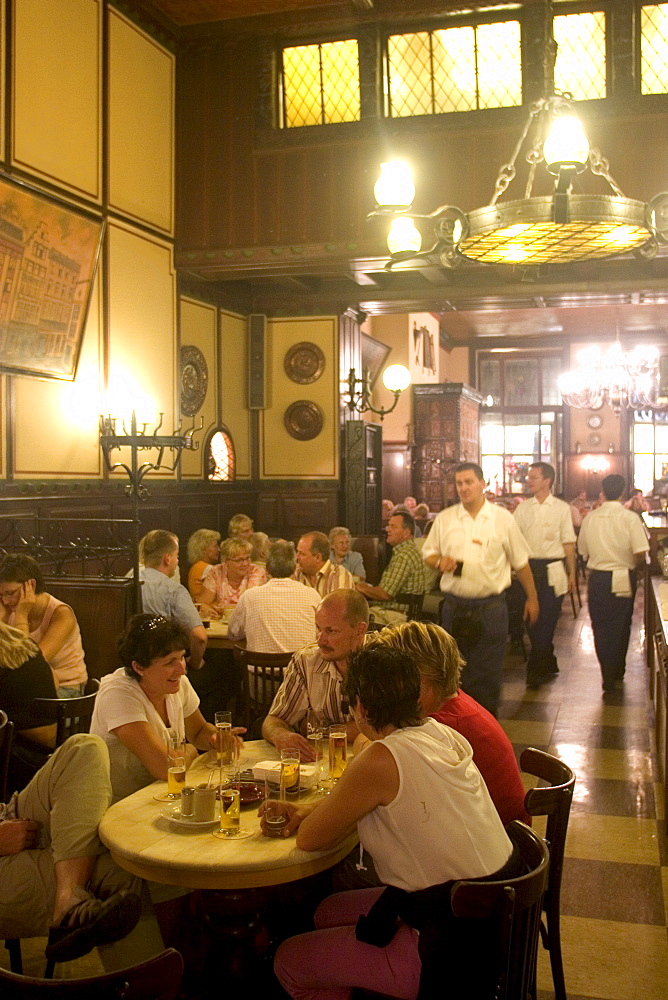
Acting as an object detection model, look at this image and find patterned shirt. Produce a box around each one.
[375,539,427,614]
[227,577,320,653]
[293,559,354,597]
[200,562,266,607]
[267,643,352,729]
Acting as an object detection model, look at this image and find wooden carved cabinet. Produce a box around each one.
[412,384,483,508]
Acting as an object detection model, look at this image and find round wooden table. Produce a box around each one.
[99,740,356,890]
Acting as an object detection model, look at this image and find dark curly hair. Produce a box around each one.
[118,614,190,680]
[343,646,423,731]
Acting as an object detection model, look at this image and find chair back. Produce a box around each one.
[393,592,425,620]
[448,821,550,1000]
[32,679,100,747]
[0,947,183,999]
[235,646,293,736]
[521,746,575,980]
[0,709,14,802]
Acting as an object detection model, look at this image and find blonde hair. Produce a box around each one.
[0,620,40,671]
[228,514,253,537]
[140,530,178,567]
[249,531,269,562]
[220,537,252,562]
[187,528,221,564]
[364,621,464,700]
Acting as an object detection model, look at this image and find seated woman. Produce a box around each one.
[269,646,517,1000]
[90,614,223,802]
[249,530,270,568]
[0,620,57,790]
[228,513,254,540]
[199,537,266,615]
[186,528,221,601]
[328,527,366,582]
[0,554,87,698]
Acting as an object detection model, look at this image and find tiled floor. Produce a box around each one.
[4,584,668,996]
[500,581,668,1000]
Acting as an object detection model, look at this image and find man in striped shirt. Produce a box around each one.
[261,589,369,760]
[294,532,355,596]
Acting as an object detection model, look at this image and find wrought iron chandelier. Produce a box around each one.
[558,343,667,412]
[368,0,668,273]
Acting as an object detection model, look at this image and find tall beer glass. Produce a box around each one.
[328,725,347,782]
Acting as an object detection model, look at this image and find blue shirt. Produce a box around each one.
[328,549,366,580]
[139,566,202,632]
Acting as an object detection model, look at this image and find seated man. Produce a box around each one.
[294,532,354,597]
[261,589,368,759]
[365,621,530,827]
[355,512,426,625]
[0,733,148,966]
[138,530,207,671]
[228,540,319,653]
[0,554,87,698]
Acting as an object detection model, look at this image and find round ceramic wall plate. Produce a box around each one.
[284,400,324,440]
[586,414,603,429]
[284,342,325,384]
[180,345,208,416]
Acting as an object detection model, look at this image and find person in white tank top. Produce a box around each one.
[267,645,514,1000]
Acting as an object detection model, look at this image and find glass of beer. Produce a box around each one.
[305,710,326,793]
[280,748,300,797]
[213,771,253,840]
[154,736,187,802]
[215,711,233,767]
[328,725,347,782]
[263,779,287,838]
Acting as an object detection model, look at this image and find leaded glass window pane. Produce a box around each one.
[504,359,539,407]
[282,40,360,128]
[479,358,501,406]
[553,11,606,101]
[641,4,668,96]
[542,357,562,406]
[387,19,521,118]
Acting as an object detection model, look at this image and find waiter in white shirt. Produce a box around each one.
[422,462,539,717]
[513,462,576,687]
[577,473,649,695]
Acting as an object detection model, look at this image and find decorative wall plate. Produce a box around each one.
[284,400,324,440]
[180,345,208,416]
[586,414,603,429]
[587,433,602,447]
[284,342,325,384]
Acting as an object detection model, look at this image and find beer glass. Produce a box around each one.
[305,710,326,793]
[280,748,300,797]
[263,779,287,838]
[154,736,187,802]
[213,768,253,840]
[215,711,233,766]
[328,724,347,782]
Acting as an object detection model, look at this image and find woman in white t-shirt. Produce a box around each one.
[91,614,222,802]
[268,646,517,1000]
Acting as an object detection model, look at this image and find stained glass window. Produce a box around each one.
[553,10,606,101]
[387,19,521,118]
[207,428,235,482]
[282,40,360,128]
[641,4,668,95]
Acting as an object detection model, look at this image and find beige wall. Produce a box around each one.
[442,346,470,384]
[261,317,338,479]
[220,310,251,479]
[180,298,218,479]
[367,314,412,442]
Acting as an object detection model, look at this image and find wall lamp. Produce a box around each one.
[345,364,411,422]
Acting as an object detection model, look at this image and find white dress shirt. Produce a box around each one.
[513,494,576,559]
[578,502,649,571]
[227,577,320,653]
[422,500,531,599]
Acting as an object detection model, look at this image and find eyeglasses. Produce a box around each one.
[228,556,251,564]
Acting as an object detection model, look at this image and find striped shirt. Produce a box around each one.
[227,578,320,653]
[293,559,354,597]
[267,643,352,729]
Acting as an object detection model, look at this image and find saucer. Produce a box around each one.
[161,805,218,828]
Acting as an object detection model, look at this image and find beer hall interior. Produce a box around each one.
[0,1,668,997]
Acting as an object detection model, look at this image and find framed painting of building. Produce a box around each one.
[0,173,104,380]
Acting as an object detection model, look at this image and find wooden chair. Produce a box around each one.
[0,947,183,999]
[0,709,14,803]
[445,820,550,1000]
[32,678,100,748]
[235,646,293,736]
[393,592,425,620]
[521,746,576,1000]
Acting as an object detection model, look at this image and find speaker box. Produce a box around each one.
[248,313,268,409]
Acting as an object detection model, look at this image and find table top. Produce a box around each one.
[99,740,356,891]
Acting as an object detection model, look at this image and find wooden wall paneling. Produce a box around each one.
[174,499,221,553]
[12,0,102,201]
[108,7,174,234]
[256,494,281,535]
[0,0,5,164]
[564,453,626,502]
[179,297,218,479]
[107,222,177,481]
[47,576,134,681]
[14,269,103,479]
[382,443,413,505]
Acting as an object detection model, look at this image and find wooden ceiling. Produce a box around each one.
[138,0,668,345]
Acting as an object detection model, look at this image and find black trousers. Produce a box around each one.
[587,569,636,690]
